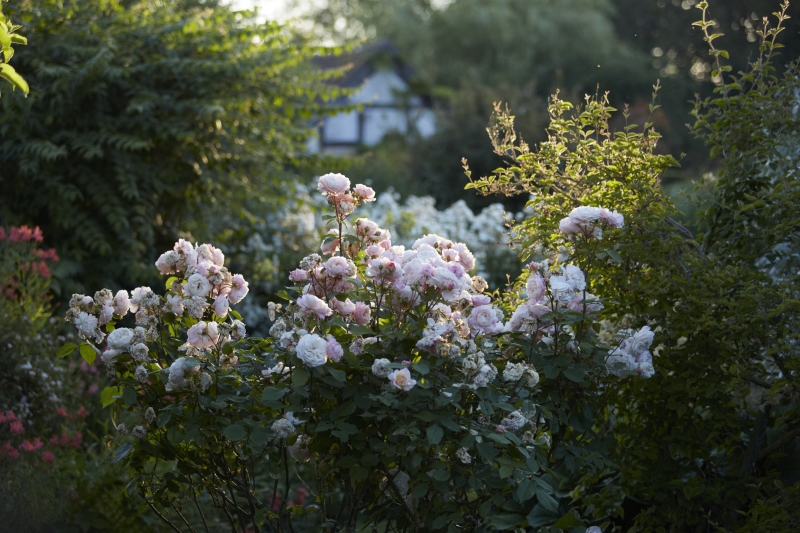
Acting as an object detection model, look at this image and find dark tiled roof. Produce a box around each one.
[313,39,418,89]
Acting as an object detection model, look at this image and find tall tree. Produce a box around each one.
[0,0,342,296]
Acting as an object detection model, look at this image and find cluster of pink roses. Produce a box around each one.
[0,410,73,464]
[506,261,603,335]
[317,172,376,222]
[559,205,624,239]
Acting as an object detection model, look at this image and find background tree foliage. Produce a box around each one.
[467,2,800,529]
[0,0,343,299]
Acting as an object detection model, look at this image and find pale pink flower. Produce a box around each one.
[468,305,504,335]
[228,274,249,304]
[212,295,230,318]
[323,256,350,277]
[321,237,340,255]
[331,297,356,316]
[353,302,371,326]
[184,274,211,299]
[452,242,475,271]
[187,321,219,349]
[113,290,130,317]
[326,335,343,362]
[559,216,582,235]
[296,294,333,320]
[173,238,194,255]
[567,292,603,313]
[526,273,547,301]
[472,294,491,307]
[353,183,376,201]
[296,334,328,367]
[387,368,417,391]
[99,301,114,325]
[599,208,624,229]
[317,173,351,195]
[289,269,308,282]
[166,294,184,316]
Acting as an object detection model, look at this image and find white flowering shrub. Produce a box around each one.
[59,171,656,532]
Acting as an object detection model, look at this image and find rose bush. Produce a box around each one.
[59,164,660,531]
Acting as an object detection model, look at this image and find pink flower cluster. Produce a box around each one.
[0,225,44,242]
[317,173,376,223]
[0,410,80,464]
[506,262,603,334]
[559,206,624,239]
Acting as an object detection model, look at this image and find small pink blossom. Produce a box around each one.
[353,302,371,326]
[296,294,333,320]
[387,368,417,391]
[326,336,344,362]
[212,295,230,318]
[9,420,25,435]
[323,256,350,277]
[228,274,249,304]
[320,237,340,255]
[331,297,356,316]
[42,451,55,463]
[289,269,308,282]
[353,183,376,201]
[187,321,220,349]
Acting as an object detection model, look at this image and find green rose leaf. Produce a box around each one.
[426,424,443,445]
[80,343,96,365]
[57,342,77,358]
[222,423,248,441]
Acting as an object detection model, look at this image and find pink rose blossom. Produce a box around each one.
[187,321,220,349]
[468,305,504,335]
[99,301,114,325]
[317,173,351,195]
[324,256,350,277]
[353,302,371,326]
[212,295,230,318]
[326,336,344,362]
[296,294,333,320]
[9,420,25,435]
[228,274,249,304]
[113,290,130,316]
[387,368,417,391]
[321,237,340,255]
[289,269,309,282]
[331,297,356,316]
[599,208,624,229]
[353,183,376,201]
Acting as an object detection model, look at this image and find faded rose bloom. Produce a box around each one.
[501,411,527,431]
[296,294,333,320]
[353,302,371,326]
[353,183,376,201]
[155,250,179,275]
[455,447,472,464]
[113,290,130,317]
[228,274,249,304]
[74,312,98,338]
[387,368,417,391]
[371,358,392,378]
[289,269,308,282]
[526,273,547,301]
[331,297,356,316]
[272,418,296,439]
[99,301,115,325]
[323,256,350,277]
[166,294,184,316]
[107,327,134,350]
[187,321,219,349]
[317,173,351,195]
[598,208,624,229]
[320,236,340,255]
[184,274,211,298]
[212,295,229,318]
[468,305,503,336]
[296,334,328,367]
[326,335,343,362]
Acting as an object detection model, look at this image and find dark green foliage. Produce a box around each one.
[469,2,800,529]
[0,0,342,297]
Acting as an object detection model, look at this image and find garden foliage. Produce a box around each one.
[466,2,800,530]
[0,0,344,298]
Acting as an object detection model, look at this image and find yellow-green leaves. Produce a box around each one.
[0,3,28,95]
